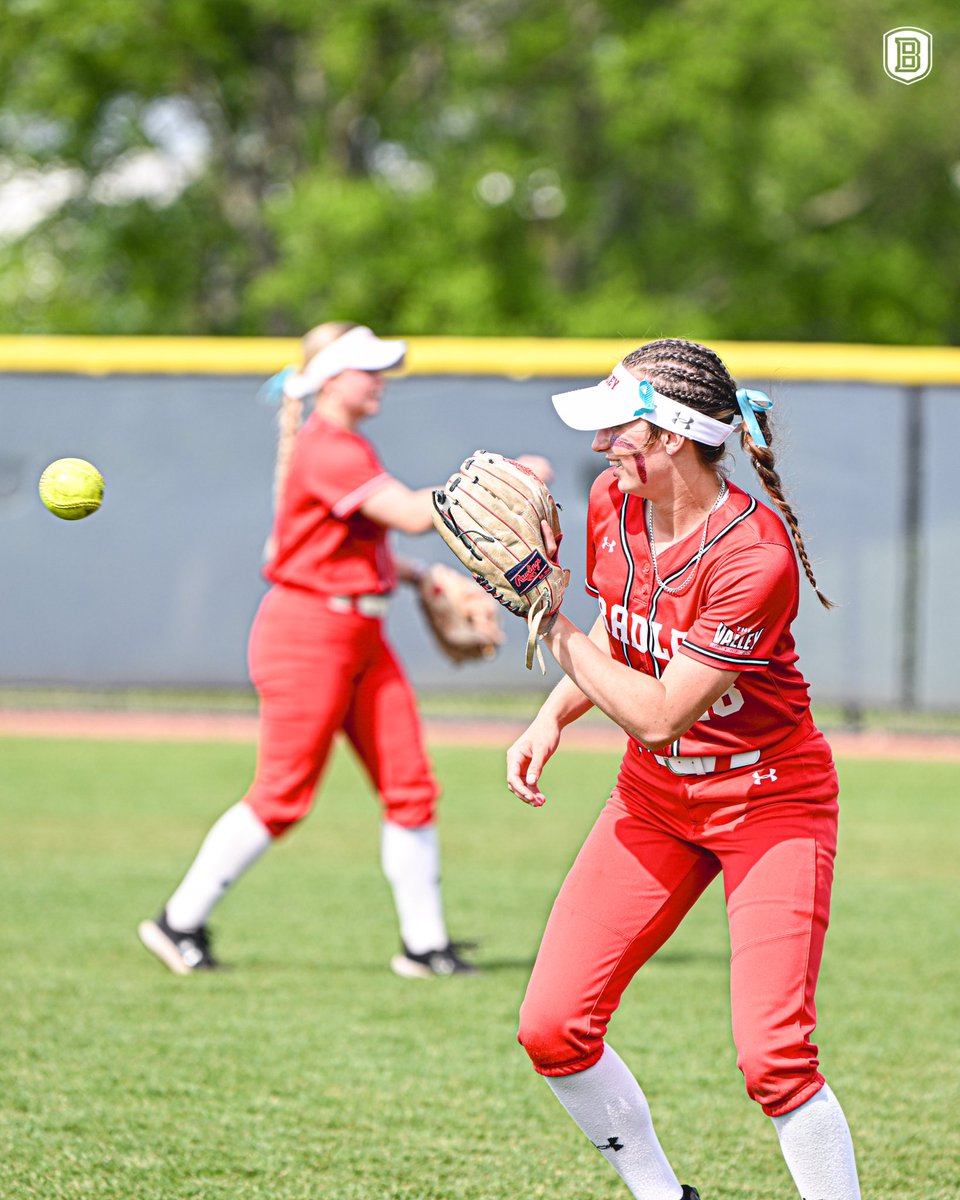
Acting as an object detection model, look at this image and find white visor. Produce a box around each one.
[552,362,741,447]
[285,326,407,399]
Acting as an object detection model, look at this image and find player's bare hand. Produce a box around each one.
[506,716,562,807]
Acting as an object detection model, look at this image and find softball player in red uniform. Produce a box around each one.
[139,322,476,979]
[507,340,861,1200]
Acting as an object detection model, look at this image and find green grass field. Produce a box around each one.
[1,736,957,1199]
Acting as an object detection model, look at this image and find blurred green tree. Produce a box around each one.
[0,0,957,341]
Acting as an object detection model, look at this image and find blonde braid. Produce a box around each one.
[741,415,835,609]
[272,390,304,512]
[270,320,358,512]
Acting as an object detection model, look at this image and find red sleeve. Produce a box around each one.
[585,503,598,596]
[584,475,609,597]
[679,542,798,673]
[298,426,392,518]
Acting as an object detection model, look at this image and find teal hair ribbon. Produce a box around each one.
[735,388,773,448]
[633,379,656,416]
[257,366,296,406]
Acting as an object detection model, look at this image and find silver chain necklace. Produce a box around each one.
[645,478,728,595]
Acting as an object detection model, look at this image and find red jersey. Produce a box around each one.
[264,414,396,595]
[586,474,813,756]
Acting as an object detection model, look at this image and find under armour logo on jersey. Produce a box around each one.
[594,1137,624,1152]
[599,536,617,553]
[672,409,694,430]
[752,768,778,785]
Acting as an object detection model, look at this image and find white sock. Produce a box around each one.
[772,1083,861,1200]
[544,1045,683,1200]
[380,822,448,954]
[165,802,272,930]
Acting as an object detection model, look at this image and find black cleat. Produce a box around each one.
[680,1187,701,1200]
[138,910,221,975]
[390,941,478,978]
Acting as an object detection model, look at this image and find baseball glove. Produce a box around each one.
[417,562,504,664]
[431,450,568,672]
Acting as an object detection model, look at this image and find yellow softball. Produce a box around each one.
[38,458,105,521]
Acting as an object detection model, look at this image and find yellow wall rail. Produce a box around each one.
[1,335,960,385]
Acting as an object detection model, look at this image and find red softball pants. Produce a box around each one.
[517,720,839,1117]
[241,584,439,837]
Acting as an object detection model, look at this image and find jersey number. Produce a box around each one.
[703,686,745,721]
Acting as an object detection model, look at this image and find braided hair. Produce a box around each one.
[271,321,358,512]
[623,338,834,609]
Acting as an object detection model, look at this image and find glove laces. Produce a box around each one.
[526,593,557,673]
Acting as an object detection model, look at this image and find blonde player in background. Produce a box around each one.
[139,321,546,979]
[506,339,861,1200]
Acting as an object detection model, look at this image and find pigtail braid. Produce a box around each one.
[741,415,835,609]
[272,388,304,512]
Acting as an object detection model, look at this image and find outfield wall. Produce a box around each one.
[2,338,959,711]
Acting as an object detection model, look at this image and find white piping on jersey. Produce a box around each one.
[644,495,759,672]
[617,497,638,670]
[645,495,758,754]
[596,491,760,755]
[681,640,770,669]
